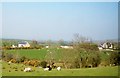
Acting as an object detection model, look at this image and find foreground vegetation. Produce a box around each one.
[2,61,118,76]
[1,37,119,76]
[2,48,119,68]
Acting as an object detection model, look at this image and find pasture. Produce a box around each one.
[2,49,119,76]
[3,48,63,60]
[3,48,113,61]
[2,61,119,76]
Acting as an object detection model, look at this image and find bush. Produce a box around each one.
[77,43,99,51]
[40,61,47,68]
[109,51,119,66]
[20,56,27,62]
[71,49,101,68]
[73,58,81,68]
[6,53,14,61]
[15,57,21,63]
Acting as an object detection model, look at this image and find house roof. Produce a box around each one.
[18,41,28,44]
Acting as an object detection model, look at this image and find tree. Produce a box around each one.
[31,40,43,49]
[45,47,57,66]
[72,33,98,51]
[31,40,38,48]
[27,34,102,69]
[46,40,53,46]
[73,33,89,44]
[70,33,100,68]
[60,49,78,68]
[58,39,66,46]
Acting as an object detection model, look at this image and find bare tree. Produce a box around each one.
[72,33,93,46]
[58,39,66,46]
[46,40,53,46]
[73,33,88,44]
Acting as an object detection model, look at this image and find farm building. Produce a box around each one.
[60,46,73,49]
[11,45,17,48]
[45,45,49,48]
[18,41,30,48]
[98,42,114,50]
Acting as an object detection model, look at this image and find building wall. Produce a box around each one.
[18,42,30,48]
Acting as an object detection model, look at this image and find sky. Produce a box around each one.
[2,2,118,41]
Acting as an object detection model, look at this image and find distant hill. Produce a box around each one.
[1,38,31,41]
[1,38,119,46]
[93,39,119,45]
[1,38,32,46]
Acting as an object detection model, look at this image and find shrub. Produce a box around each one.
[109,51,119,66]
[15,58,21,63]
[6,53,14,61]
[77,43,99,51]
[20,56,27,62]
[72,58,81,68]
[40,61,47,68]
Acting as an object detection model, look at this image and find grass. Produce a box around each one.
[2,61,119,76]
[4,48,64,61]
[2,49,119,76]
[4,49,49,60]
[4,49,113,60]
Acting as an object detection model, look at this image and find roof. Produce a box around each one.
[18,41,28,44]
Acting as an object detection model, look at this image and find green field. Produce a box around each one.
[2,61,119,76]
[3,49,64,61]
[3,49,113,60]
[2,49,119,76]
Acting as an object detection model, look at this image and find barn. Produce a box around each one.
[18,41,30,48]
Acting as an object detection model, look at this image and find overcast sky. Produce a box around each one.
[2,2,118,41]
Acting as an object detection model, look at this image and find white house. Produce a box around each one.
[11,45,17,48]
[109,43,113,49]
[60,46,73,49]
[102,43,108,49]
[45,45,49,48]
[98,46,103,50]
[98,42,113,50]
[18,41,30,48]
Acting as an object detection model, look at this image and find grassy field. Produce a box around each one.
[2,61,119,76]
[3,48,65,61]
[3,48,112,60]
[4,49,52,60]
[2,49,119,76]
